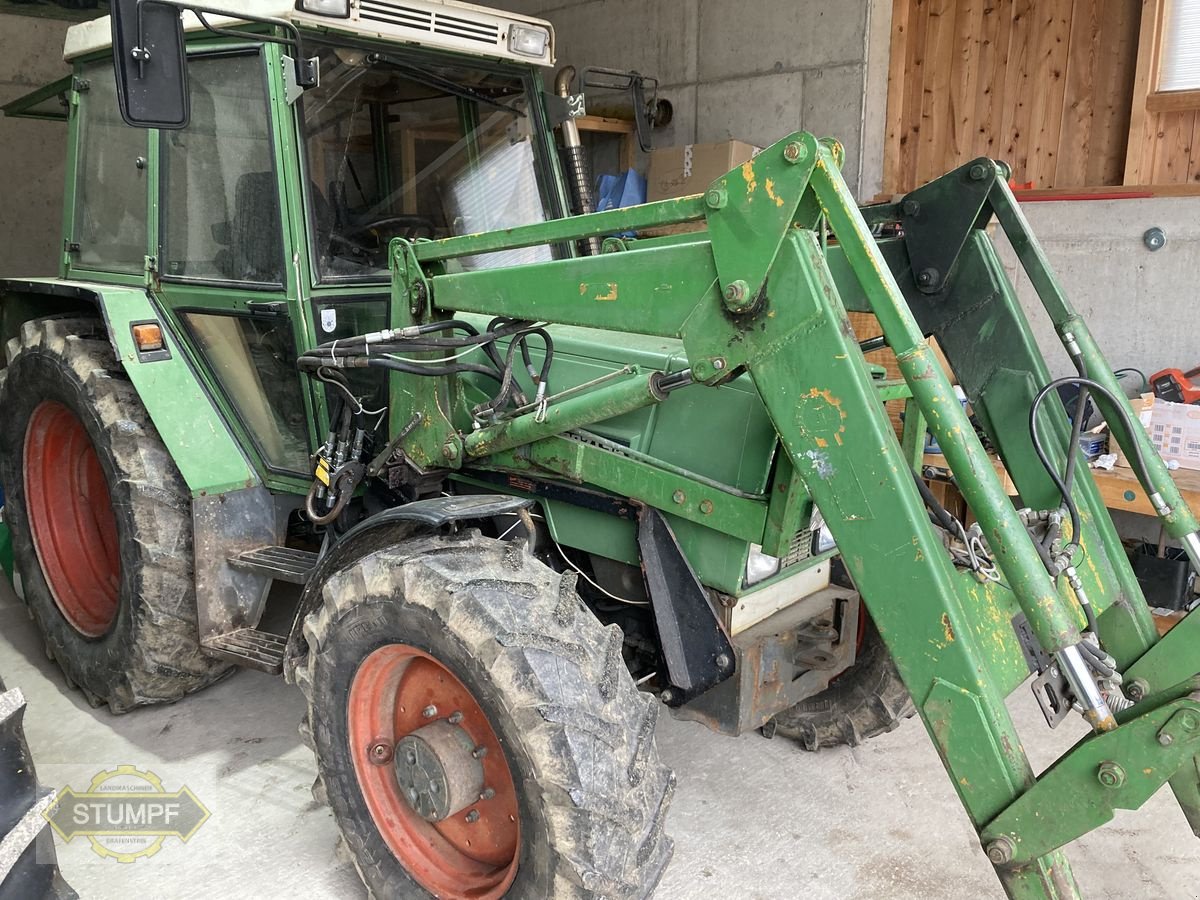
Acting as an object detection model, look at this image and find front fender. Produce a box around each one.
[283,494,535,681]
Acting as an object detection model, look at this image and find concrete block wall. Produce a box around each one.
[0,13,73,277]
[990,197,1197,543]
[992,197,1199,384]
[497,0,893,199]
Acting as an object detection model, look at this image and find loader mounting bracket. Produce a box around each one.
[900,157,1006,295]
[980,678,1200,865]
[637,508,735,707]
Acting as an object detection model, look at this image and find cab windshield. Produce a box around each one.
[301,44,558,280]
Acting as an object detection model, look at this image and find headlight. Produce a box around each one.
[813,523,836,554]
[296,0,351,17]
[809,506,836,553]
[508,23,549,57]
[744,543,781,587]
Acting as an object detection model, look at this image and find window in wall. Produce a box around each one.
[1160,0,1200,91]
[73,62,148,274]
[162,51,284,284]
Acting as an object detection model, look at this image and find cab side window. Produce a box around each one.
[73,62,148,274]
[161,52,283,284]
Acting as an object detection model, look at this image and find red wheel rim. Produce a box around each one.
[348,644,520,898]
[24,401,120,637]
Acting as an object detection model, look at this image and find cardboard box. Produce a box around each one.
[646,139,761,202]
[1114,393,1200,471]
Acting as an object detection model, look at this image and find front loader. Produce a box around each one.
[1,1,1199,896]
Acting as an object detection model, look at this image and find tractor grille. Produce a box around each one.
[359,1,502,45]
[781,528,814,569]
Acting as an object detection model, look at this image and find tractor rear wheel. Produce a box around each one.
[296,531,675,898]
[768,617,914,750]
[0,679,75,900]
[0,316,229,712]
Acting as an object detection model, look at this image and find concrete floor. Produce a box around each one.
[2,576,1198,899]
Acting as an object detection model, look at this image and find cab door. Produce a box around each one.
[154,46,314,484]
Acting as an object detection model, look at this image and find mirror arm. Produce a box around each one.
[133,0,318,88]
[574,66,660,153]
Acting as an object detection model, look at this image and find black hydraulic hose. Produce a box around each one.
[298,350,504,381]
[1030,377,1158,549]
[473,337,529,419]
[1030,375,1162,651]
[306,477,350,526]
[517,328,554,392]
[1062,385,1090,506]
[309,319,533,354]
[914,470,960,534]
[364,358,504,380]
[1077,639,1114,677]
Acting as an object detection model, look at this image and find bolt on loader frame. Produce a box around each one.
[3,1,1200,896]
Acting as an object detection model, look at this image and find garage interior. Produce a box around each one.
[1,0,1200,897]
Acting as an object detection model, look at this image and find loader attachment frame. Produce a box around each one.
[373,133,1200,898]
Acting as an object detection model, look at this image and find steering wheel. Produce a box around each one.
[346,215,437,243]
[325,216,438,267]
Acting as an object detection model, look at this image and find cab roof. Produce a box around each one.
[64,0,556,68]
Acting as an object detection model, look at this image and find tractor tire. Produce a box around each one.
[767,617,914,751]
[0,316,229,712]
[296,531,675,899]
[0,680,75,900]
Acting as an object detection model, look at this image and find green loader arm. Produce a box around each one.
[374,131,1200,899]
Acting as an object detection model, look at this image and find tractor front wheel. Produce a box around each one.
[296,532,675,898]
[0,317,229,712]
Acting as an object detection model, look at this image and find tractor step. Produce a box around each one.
[201,629,288,674]
[228,546,319,584]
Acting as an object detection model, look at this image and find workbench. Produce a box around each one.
[923,452,1200,519]
[1092,464,1200,517]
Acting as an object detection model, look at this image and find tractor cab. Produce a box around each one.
[2,1,570,482]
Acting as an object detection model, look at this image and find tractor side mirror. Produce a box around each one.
[111,0,191,129]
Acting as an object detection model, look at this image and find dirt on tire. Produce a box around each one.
[295,530,675,898]
[0,316,230,712]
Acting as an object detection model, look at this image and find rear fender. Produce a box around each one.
[1,278,257,496]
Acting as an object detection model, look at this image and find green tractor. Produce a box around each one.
[3,1,1200,897]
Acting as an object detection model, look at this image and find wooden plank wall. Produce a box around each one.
[884,0,1142,193]
[1125,0,1200,185]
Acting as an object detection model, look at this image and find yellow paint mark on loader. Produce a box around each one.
[765,178,784,208]
[742,160,757,195]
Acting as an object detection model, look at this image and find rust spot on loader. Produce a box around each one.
[941,613,956,643]
[580,282,619,301]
